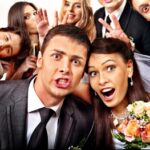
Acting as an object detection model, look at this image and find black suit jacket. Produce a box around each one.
[94,2,150,55]
[0,78,94,150]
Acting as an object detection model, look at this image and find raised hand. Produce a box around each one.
[36,8,50,38]
[99,15,130,45]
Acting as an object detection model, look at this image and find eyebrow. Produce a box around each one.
[139,3,148,9]
[88,59,115,68]
[52,49,85,60]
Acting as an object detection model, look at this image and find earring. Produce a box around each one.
[94,92,98,96]
[130,77,133,86]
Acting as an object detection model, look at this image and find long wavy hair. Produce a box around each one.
[0,27,29,68]
[8,1,38,54]
[59,0,96,42]
[87,38,150,150]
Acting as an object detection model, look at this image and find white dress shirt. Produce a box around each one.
[27,78,64,149]
[102,0,127,37]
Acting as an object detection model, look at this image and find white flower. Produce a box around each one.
[144,102,150,111]
[132,101,145,117]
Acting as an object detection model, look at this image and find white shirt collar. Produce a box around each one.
[105,0,127,20]
[28,77,64,116]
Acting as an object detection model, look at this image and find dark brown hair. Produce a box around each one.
[0,27,29,67]
[88,38,149,150]
[8,1,37,55]
[41,24,91,55]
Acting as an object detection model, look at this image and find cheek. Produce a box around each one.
[117,74,128,94]
[90,78,98,91]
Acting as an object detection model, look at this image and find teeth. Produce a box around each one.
[102,88,112,93]
[58,79,68,84]
[68,14,74,17]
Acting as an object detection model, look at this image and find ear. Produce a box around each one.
[36,51,43,68]
[127,59,133,78]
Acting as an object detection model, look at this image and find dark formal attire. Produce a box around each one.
[94,1,150,55]
[0,77,93,150]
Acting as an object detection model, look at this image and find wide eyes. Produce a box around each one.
[89,71,97,77]
[51,53,61,60]
[141,5,150,13]
[72,59,80,66]
[107,65,115,71]
[51,53,81,66]
[88,65,116,77]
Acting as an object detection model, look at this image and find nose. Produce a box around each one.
[59,59,70,74]
[0,40,4,46]
[98,73,108,85]
[67,5,74,11]
[0,40,4,50]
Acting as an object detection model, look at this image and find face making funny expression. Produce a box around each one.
[88,52,133,109]
[24,5,37,34]
[0,31,21,58]
[132,0,150,21]
[36,35,87,104]
[63,0,82,24]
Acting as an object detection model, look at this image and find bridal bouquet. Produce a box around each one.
[113,101,150,149]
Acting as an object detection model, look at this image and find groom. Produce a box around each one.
[0,24,93,150]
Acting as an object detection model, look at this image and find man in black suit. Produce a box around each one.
[0,25,93,150]
[94,0,150,55]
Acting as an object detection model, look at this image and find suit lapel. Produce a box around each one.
[54,96,74,149]
[95,7,105,37]
[119,2,132,31]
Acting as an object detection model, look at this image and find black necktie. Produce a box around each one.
[105,15,111,33]
[27,108,54,150]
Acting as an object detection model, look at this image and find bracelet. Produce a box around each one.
[128,36,135,51]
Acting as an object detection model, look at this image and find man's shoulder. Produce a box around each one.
[64,94,93,113]
[0,78,30,91]
[0,79,30,105]
[124,2,150,27]
[94,7,105,17]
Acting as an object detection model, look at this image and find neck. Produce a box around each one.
[111,98,128,116]
[29,33,39,44]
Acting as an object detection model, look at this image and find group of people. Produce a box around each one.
[0,0,150,149]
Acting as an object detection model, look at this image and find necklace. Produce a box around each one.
[111,111,128,126]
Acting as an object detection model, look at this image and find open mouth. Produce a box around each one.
[101,88,115,97]
[55,78,71,88]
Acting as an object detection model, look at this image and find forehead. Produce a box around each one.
[64,0,81,3]
[24,4,36,13]
[89,53,124,65]
[44,35,87,56]
[132,0,149,6]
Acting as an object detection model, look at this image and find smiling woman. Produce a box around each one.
[88,38,150,150]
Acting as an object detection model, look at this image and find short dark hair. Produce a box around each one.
[40,24,91,54]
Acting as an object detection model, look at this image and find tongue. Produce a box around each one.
[56,79,70,88]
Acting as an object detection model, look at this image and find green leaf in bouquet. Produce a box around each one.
[112,133,125,142]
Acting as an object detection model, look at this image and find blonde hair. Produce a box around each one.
[59,0,96,42]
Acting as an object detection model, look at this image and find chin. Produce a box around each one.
[103,0,121,8]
